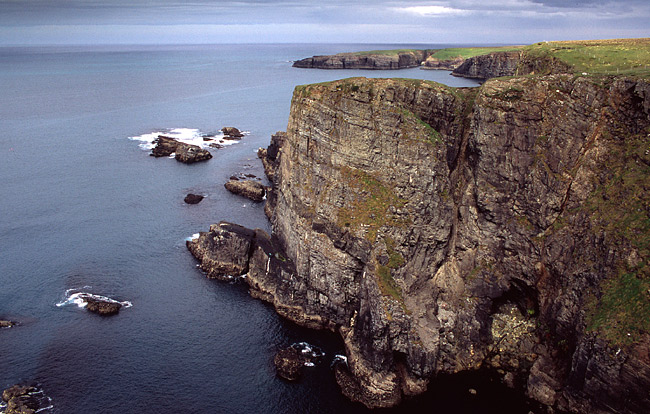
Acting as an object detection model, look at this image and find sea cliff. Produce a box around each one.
[293,50,434,70]
[189,72,650,413]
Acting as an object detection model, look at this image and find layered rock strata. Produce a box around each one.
[191,75,650,413]
[293,50,434,70]
[422,56,465,70]
[452,51,572,79]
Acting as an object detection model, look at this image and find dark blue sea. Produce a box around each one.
[0,44,536,413]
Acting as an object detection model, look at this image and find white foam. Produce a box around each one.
[129,128,247,151]
[56,289,132,309]
[185,233,200,242]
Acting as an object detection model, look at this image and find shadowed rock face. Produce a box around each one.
[191,75,650,413]
[452,51,572,79]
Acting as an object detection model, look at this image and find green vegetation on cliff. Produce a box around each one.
[428,46,523,60]
[585,127,650,346]
[524,38,650,77]
[337,167,408,243]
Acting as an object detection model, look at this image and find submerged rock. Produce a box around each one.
[151,136,212,163]
[274,347,304,381]
[224,179,267,202]
[0,319,16,328]
[85,297,122,316]
[184,193,205,204]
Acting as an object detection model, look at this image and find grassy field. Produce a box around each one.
[427,46,523,60]
[524,38,650,76]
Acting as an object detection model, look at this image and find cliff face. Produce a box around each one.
[293,50,432,70]
[189,75,650,412]
[452,51,572,79]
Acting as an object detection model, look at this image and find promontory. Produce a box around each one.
[190,38,650,414]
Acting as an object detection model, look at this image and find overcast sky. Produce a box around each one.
[1,0,648,45]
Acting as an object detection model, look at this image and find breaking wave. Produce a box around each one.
[128,127,247,151]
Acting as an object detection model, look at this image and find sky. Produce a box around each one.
[1,0,648,45]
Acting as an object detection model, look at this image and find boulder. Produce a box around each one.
[184,193,205,204]
[224,179,267,202]
[221,127,244,138]
[85,298,121,316]
[274,347,305,381]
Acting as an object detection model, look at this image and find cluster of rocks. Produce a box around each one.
[2,385,48,414]
[151,136,212,163]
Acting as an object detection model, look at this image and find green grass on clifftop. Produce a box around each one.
[428,46,523,60]
[524,38,650,77]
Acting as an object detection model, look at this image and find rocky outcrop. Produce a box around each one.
[224,180,268,202]
[293,50,433,70]
[452,51,572,79]
[221,127,244,138]
[2,385,46,414]
[0,319,16,328]
[85,297,122,315]
[151,136,212,163]
[191,75,650,413]
[184,193,205,204]
[422,56,465,70]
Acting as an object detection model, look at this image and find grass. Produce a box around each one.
[428,46,523,61]
[397,108,443,145]
[342,49,435,57]
[523,38,650,77]
[582,127,650,346]
[336,167,409,242]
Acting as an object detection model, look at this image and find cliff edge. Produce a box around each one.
[189,75,650,413]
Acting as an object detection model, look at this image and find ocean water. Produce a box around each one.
[0,44,536,413]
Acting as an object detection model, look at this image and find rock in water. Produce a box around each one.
[274,347,305,381]
[85,297,122,315]
[224,179,267,202]
[184,193,205,204]
[221,127,244,138]
[0,319,16,328]
[150,136,212,163]
[2,385,40,414]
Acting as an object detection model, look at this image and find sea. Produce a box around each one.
[0,43,538,413]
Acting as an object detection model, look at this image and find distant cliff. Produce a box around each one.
[452,50,572,79]
[293,50,434,70]
[190,74,650,413]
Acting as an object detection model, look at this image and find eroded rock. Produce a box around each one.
[221,127,244,138]
[224,179,267,202]
[151,136,212,163]
[274,347,304,381]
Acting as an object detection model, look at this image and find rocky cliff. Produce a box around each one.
[293,50,433,70]
[189,74,650,413]
[452,51,572,79]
